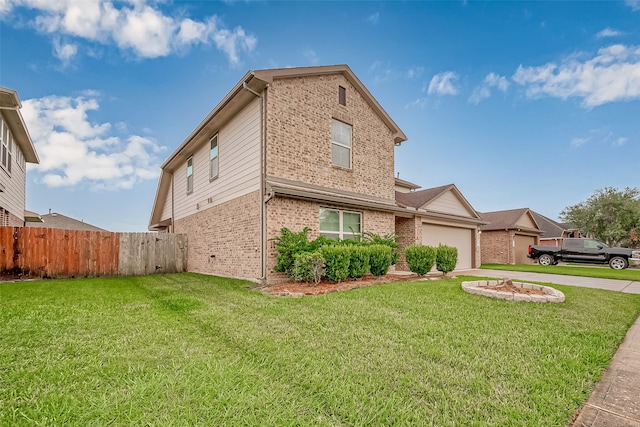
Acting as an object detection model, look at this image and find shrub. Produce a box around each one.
[436,244,458,277]
[291,251,325,285]
[405,245,437,276]
[272,227,317,276]
[348,246,370,279]
[368,244,392,277]
[321,246,351,282]
[362,232,400,265]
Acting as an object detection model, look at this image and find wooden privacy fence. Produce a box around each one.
[0,227,187,280]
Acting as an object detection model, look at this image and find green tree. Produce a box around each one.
[560,187,640,248]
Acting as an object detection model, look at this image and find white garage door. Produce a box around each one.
[422,224,473,270]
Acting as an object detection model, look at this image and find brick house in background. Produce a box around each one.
[530,211,581,246]
[479,208,542,264]
[149,65,484,283]
[0,87,39,226]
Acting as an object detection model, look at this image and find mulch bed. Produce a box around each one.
[259,272,451,297]
[482,279,546,295]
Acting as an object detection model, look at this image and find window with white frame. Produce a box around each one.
[0,117,13,174]
[209,134,219,180]
[319,208,361,240]
[331,119,352,169]
[186,157,193,194]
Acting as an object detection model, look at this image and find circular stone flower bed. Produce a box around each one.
[462,279,565,303]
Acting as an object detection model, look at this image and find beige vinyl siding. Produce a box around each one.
[427,191,473,217]
[0,115,26,222]
[515,213,537,229]
[160,181,173,222]
[173,97,261,221]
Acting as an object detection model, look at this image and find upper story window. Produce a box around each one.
[209,134,219,180]
[331,119,352,169]
[338,86,346,106]
[186,157,193,194]
[0,117,13,174]
[319,208,361,240]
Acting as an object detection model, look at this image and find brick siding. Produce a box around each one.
[174,191,262,281]
[265,74,396,201]
[480,230,513,264]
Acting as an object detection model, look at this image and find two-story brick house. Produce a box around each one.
[149,65,483,283]
[0,87,40,226]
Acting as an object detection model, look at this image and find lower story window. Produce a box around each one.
[319,208,361,240]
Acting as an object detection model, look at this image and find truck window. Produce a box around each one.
[584,239,606,249]
[564,239,581,248]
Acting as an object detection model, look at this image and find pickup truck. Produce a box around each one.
[528,238,640,270]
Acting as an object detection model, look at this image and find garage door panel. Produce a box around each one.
[515,235,536,264]
[422,224,472,270]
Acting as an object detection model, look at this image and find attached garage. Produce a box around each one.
[422,224,473,269]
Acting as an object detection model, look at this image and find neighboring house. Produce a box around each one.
[530,211,581,246]
[0,87,39,226]
[149,65,483,283]
[479,208,542,264]
[26,210,106,231]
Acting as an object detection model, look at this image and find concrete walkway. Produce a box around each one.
[462,269,640,294]
[461,269,640,427]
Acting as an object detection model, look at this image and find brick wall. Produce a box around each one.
[480,230,512,264]
[265,196,395,284]
[394,216,421,271]
[174,190,262,281]
[265,74,396,201]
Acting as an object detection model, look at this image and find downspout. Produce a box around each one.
[242,82,267,282]
[170,172,175,233]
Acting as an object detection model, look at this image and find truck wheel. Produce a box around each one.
[609,257,628,270]
[539,254,554,266]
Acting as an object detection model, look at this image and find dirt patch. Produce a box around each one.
[482,279,546,295]
[259,272,446,297]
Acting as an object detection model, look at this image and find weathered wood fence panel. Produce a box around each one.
[118,233,187,276]
[0,227,187,280]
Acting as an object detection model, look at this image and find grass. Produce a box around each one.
[2,273,640,426]
[481,263,640,281]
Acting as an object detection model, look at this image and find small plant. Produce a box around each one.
[436,244,458,277]
[348,246,370,279]
[405,245,437,276]
[291,251,325,286]
[368,244,392,277]
[362,232,400,265]
[321,246,351,282]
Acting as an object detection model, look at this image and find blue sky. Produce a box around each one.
[1,0,639,231]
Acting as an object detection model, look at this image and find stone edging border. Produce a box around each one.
[462,280,565,303]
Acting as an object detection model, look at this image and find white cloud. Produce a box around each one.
[1,0,256,64]
[52,38,78,65]
[512,44,640,107]
[22,93,164,189]
[469,72,510,104]
[626,0,640,11]
[570,129,629,149]
[406,66,424,79]
[596,27,622,38]
[570,137,588,148]
[367,12,380,25]
[428,71,459,96]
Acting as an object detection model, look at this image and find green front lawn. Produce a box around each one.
[482,263,640,281]
[2,273,639,426]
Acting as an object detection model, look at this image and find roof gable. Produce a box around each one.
[480,208,541,232]
[395,184,480,219]
[0,86,39,164]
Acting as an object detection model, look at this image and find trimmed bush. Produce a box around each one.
[368,244,392,277]
[291,251,325,285]
[436,244,458,276]
[348,246,370,279]
[321,246,351,282]
[405,245,437,276]
[362,232,399,265]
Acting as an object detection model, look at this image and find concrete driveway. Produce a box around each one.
[461,268,640,294]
